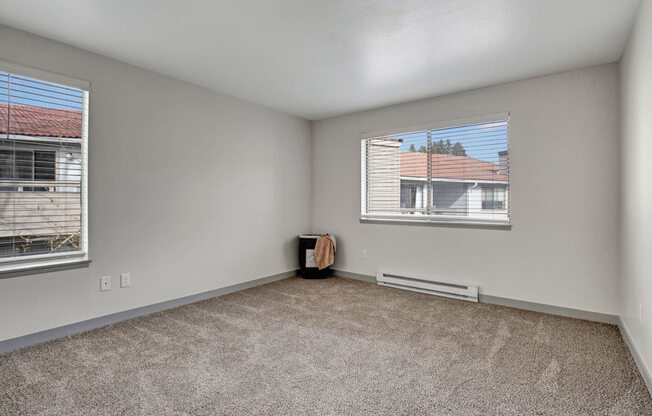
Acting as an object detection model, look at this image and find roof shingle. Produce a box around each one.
[0,104,82,139]
[400,151,508,181]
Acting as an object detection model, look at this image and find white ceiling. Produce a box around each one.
[0,0,641,120]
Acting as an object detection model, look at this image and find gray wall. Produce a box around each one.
[0,25,312,342]
[620,0,652,383]
[312,64,620,315]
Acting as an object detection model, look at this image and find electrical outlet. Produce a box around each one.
[120,273,131,288]
[100,276,112,291]
[361,249,368,259]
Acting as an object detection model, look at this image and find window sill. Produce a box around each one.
[360,216,511,230]
[0,256,91,279]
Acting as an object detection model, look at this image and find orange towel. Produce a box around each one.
[314,234,335,270]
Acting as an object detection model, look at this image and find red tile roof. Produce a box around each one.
[400,151,508,181]
[0,104,82,139]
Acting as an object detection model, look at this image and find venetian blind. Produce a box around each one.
[0,69,88,260]
[362,116,510,224]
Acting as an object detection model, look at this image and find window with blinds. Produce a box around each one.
[0,65,88,265]
[361,115,510,225]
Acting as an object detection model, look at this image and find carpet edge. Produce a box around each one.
[0,270,296,354]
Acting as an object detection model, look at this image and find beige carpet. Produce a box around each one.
[1,276,651,415]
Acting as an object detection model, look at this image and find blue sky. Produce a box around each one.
[391,120,508,163]
[0,72,83,111]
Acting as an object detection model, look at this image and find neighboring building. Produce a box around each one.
[366,138,509,221]
[0,103,82,255]
[365,138,402,213]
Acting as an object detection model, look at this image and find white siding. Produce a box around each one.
[56,149,81,192]
[366,138,401,214]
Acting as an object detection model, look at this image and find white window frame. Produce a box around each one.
[0,60,90,274]
[360,112,511,227]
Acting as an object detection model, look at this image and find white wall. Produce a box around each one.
[313,64,620,315]
[0,25,312,342]
[620,0,652,381]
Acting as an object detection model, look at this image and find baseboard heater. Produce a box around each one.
[376,271,478,302]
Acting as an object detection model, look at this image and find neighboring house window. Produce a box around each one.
[481,186,506,210]
[400,184,423,211]
[361,114,510,225]
[0,64,88,270]
[0,149,56,191]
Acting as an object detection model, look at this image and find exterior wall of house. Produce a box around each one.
[0,140,81,191]
[0,191,80,238]
[366,138,401,214]
[0,141,82,239]
[399,179,508,221]
[56,148,81,192]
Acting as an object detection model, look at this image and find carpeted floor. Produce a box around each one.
[1,277,651,415]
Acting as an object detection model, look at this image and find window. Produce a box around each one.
[0,62,88,270]
[0,149,56,191]
[482,186,506,210]
[361,114,510,225]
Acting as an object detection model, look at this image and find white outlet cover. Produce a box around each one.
[121,273,131,288]
[100,276,112,291]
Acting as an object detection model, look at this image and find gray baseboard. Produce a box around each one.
[618,318,652,396]
[0,270,296,355]
[331,269,376,282]
[332,269,618,324]
[479,294,619,325]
